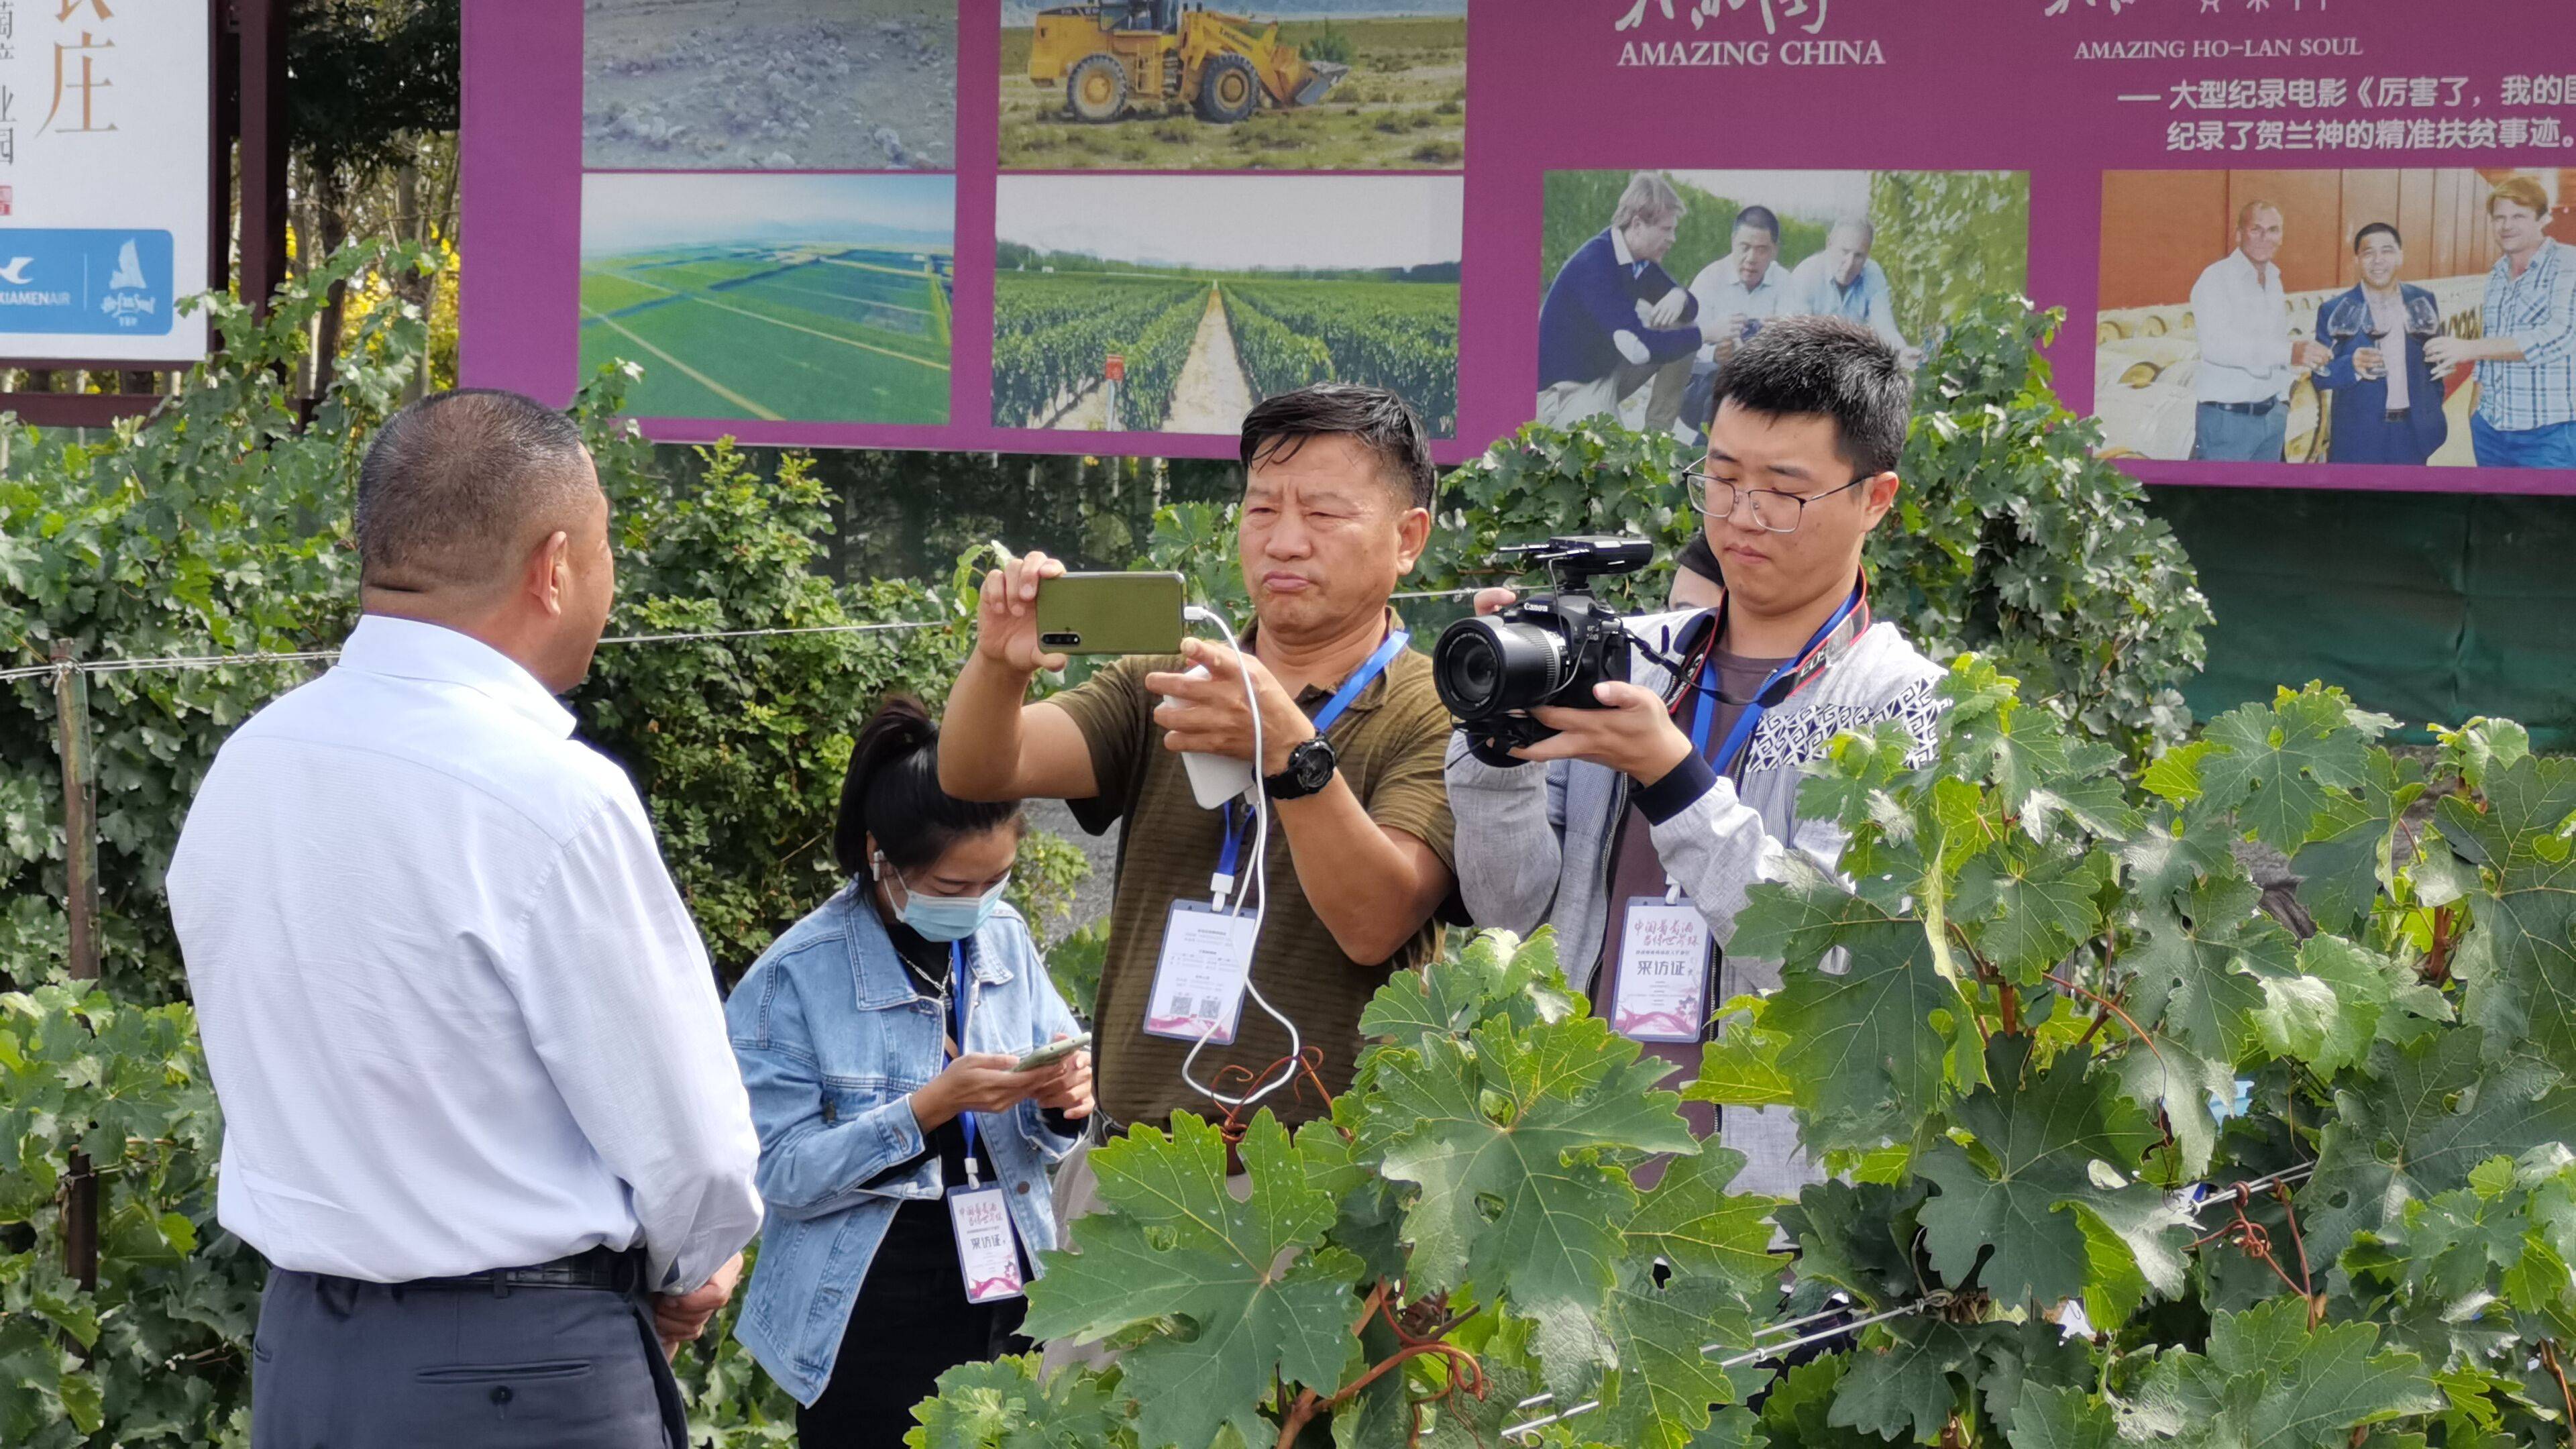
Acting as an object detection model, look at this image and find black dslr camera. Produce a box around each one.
[1433,535,1654,767]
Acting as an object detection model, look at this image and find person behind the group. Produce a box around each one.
[939,385,1456,1342]
[2311,223,2450,466]
[1673,203,1792,445]
[1782,217,1921,368]
[1445,317,1943,1198]
[726,697,1093,1449]
[2188,199,2337,462]
[168,390,763,1449]
[2426,175,2576,468]
[1536,170,1705,434]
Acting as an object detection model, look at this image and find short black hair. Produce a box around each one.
[356,388,594,593]
[1707,316,1911,478]
[1733,205,1782,242]
[834,696,1022,878]
[2353,221,2403,252]
[1239,383,1437,511]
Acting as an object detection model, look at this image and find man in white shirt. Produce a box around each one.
[168,389,763,1449]
[2188,200,2336,462]
[1671,203,1793,443]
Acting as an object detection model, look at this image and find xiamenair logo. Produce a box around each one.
[0,229,174,337]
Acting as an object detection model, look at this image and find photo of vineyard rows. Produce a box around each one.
[991,174,1462,437]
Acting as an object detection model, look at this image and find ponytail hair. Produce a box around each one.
[833,696,1023,878]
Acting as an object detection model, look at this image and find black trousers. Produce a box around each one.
[798,1206,1030,1449]
[250,1266,687,1449]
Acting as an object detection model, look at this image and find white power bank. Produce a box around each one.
[1173,665,1260,809]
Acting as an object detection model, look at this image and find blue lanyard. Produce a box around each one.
[950,943,980,1186]
[1216,629,1411,885]
[1689,586,1864,777]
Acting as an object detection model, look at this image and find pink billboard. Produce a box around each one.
[462,0,2576,493]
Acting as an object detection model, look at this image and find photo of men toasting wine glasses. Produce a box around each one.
[2095,166,2576,470]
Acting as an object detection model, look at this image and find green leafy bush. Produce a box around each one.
[908,663,2576,1449]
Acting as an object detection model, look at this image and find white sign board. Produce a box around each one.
[0,0,210,364]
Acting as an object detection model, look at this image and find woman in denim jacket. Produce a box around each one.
[726,697,1091,1446]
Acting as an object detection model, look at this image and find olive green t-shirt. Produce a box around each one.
[1050,629,1456,1131]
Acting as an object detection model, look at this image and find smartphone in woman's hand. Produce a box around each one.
[1014,1032,1092,1073]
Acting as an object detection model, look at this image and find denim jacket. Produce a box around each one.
[725,884,1082,1405]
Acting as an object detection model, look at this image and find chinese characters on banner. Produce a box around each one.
[0,0,211,364]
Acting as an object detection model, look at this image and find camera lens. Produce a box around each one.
[1434,616,1569,720]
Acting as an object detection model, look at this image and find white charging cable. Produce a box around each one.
[1177,602,1304,1112]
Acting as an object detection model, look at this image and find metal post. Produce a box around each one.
[237,0,290,321]
[50,642,100,1295]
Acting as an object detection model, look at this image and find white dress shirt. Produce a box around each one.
[168,616,762,1289]
[1688,258,1793,365]
[2190,249,2296,404]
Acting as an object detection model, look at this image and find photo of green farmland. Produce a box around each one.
[578,172,953,425]
[994,173,1461,437]
[998,1,1466,171]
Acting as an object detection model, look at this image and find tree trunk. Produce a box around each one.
[394,160,433,401]
[310,170,352,402]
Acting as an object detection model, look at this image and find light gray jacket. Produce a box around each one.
[1444,606,1944,1195]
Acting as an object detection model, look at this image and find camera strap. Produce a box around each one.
[1211,628,1411,908]
[1687,580,1868,777]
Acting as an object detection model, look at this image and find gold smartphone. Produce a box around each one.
[1035,572,1186,655]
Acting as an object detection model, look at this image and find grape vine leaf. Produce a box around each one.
[2430,751,2576,1080]
[903,1354,1134,1449]
[1953,845,2112,983]
[2288,747,2418,937]
[2195,689,2390,853]
[1592,1256,1765,1449]
[1755,1355,1892,1449]
[2299,1027,2576,1267]
[2005,1383,2120,1449]
[1297,1109,1407,1283]
[1939,656,2138,846]
[2123,869,2296,1067]
[1777,1177,1932,1309]
[1357,926,1578,1051]
[1020,1112,1361,1449]
[1620,1148,1786,1295]
[1827,1318,1979,1444]
[1364,1011,1697,1374]
[1686,996,1799,1112]
[1734,869,1954,1152]
[2118,1295,2440,1449]
[1915,1038,2191,1308]
[2248,935,2399,1079]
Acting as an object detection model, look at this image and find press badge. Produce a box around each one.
[947,1185,1024,1305]
[1610,896,1713,1043]
[1143,900,1259,1044]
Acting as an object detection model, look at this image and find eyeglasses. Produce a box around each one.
[1685,468,1873,535]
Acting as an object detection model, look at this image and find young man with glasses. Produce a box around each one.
[1446,317,1943,1197]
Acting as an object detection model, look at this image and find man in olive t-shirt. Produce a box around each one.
[939,384,1458,1140]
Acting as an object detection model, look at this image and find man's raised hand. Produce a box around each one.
[975,548,1069,675]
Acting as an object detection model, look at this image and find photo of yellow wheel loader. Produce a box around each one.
[1026,1,1351,125]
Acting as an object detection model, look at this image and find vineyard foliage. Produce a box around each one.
[1218,285,1333,403]
[1109,288,1213,436]
[991,270,1457,435]
[1228,280,1460,435]
[910,664,2576,1449]
[991,275,1200,427]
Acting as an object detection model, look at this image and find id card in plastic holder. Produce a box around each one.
[1142,899,1258,1044]
[947,1186,1024,1304]
[1610,896,1712,1042]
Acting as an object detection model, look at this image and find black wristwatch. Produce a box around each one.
[1265,735,1338,800]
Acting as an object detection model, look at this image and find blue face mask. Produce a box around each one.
[887,861,1009,943]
